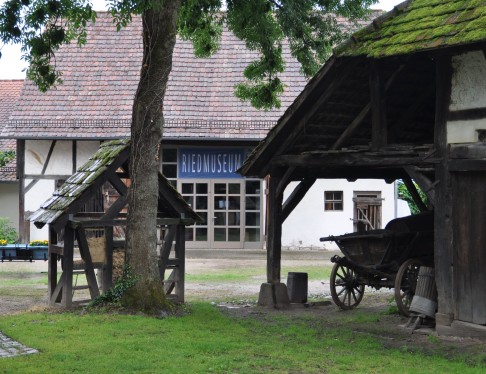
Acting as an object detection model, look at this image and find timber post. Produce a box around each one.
[434,55,455,328]
[258,173,290,308]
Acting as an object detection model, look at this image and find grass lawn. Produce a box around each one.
[1,303,485,373]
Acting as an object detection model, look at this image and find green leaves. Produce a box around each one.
[0,150,15,167]
[0,0,95,91]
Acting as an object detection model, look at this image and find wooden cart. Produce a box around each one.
[320,212,434,316]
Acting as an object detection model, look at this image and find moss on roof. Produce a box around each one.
[336,0,486,58]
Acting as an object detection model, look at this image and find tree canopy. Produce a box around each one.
[0,0,376,108]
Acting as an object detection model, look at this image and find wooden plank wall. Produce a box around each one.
[452,172,486,325]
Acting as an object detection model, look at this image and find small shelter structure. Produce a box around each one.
[30,139,200,307]
[240,0,486,338]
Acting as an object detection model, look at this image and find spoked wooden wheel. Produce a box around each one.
[330,263,365,310]
[394,258,423,317]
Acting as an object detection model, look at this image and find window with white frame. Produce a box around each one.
[324,191,343,211]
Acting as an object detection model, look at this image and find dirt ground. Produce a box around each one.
[1,248,486,361]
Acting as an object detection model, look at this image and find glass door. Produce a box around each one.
[181,182,210,247]
[212,181,243,248]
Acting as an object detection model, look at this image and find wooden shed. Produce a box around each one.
[240,0,486,338]
[30,139,200,307]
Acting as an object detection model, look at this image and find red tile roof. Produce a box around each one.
[0,79,22,181]
[1,11,380,141]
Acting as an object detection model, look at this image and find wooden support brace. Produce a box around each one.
[75,227,100,299]
[158,225,177,281]
[402,174,429,212]
[281,178,316,223]
[50,272,65,305]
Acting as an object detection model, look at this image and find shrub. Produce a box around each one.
[0,217,18,243]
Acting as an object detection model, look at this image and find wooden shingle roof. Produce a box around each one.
[31,139,199,228]
[337,0,486,57]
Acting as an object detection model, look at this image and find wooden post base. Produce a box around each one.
[258,282,290,308]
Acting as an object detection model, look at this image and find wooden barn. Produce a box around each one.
[240,0,486,338]
[30,139,200,307]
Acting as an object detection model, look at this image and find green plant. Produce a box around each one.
[0,217,17,243]
[0,150,15,167]
[397,180,428,214]
[29,240,48,246]
[88,264,138,308]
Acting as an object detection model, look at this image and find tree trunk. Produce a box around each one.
[125,0,181,311]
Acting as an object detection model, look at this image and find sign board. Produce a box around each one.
[178,148,245,178]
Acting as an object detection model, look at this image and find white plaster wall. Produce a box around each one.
[281,179,400,250]
[0,183,20,231]
[450,51,486,111]
[448,51,486,143]
[77,141,100,169]
[25,179,55,241]
[25,140,73,175]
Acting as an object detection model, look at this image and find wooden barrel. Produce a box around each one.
[410,266,437,318]
[287,272,308,303]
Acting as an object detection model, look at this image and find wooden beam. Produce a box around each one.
[448,107,486,121]
[17,140,26,243]
[103,226,114,291]
[370,59,388,150]
[158,225,177,280]
[331,64,404,150]
[107,169,128,196]
[48,226,59,305]
[75,227,100,299]
[100,193,128,221]
[266,174,284,283]
[404,166,436,207]
[272,149,438,168]
[281,178,316,223]
[434,55,454,322]
[174,224,186,302]
[402,174,429,212]
[276,166,295,198]
[61,225,75,308]
[72,140,77,174]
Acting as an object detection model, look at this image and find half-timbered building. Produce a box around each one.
[240,0,486,337]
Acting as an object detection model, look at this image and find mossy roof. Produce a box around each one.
[30,139,199,227]
[336,0,486,58]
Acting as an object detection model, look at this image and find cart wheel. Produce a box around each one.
[394,258,423,317]
[330,263,365,310]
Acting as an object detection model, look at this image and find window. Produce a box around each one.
[161,148,178,188]
[324,191,343,211]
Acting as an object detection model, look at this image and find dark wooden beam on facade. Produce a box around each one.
[281,178,316,223]
[174,224,186,302]
[434,55,454,326]
[276,167,295,198]
[370,60,388,150]
[103,226,114,291]
[17,140,26,243]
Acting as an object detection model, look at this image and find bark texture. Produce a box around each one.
[126,1,181,287]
